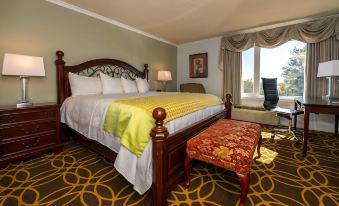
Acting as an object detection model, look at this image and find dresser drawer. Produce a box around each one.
[1,133,57,156]
[0,109,56,125]
[0,121,56,140]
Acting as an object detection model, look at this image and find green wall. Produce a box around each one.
[0,0,177,106]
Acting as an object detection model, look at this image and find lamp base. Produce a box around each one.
[162,81,167,92]
[17,102,33,108]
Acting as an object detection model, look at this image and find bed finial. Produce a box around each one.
[56,51,64,61]
[151,107,168,140]
[225,93,232,119]
[143,64,149,81]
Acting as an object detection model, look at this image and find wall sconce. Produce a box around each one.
[2,53,45,108]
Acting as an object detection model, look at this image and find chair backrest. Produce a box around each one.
[262,78,279,110]
[180,83,206,93]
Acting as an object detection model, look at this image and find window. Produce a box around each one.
[241,40,306,98]
[241,48,254,94]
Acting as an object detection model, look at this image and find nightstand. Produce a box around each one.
[0,103,63,168]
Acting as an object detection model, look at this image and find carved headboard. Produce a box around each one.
[55,50,149,104]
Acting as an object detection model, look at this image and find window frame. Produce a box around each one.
[241,43,305,101]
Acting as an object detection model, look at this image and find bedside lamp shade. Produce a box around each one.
[2,53,45,76]
[158,70,172,91]
[317,60,339,99]
[2,53,45,108]
[158,70,172,81]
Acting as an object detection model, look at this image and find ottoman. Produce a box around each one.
[185,119,262,206]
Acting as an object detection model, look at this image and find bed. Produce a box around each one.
[55,51,232,205]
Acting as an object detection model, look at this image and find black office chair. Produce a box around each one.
[262,78,304,142]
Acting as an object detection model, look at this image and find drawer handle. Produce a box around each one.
[43,112,49,118]
[7,116,15,123]
[21,140,40,148]
[21,125,40,134]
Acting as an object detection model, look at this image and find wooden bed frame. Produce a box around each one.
[55,51,232,206]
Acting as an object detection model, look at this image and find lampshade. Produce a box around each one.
[317,60,339,77]
[2,53,45,76]
[158,70,172,81]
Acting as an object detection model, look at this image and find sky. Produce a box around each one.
[242,40,306,83]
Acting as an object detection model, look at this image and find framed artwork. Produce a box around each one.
[189,53,208,78]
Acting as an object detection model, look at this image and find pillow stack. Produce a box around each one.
[68,72,150,96]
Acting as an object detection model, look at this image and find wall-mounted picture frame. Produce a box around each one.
[189,53,208,78]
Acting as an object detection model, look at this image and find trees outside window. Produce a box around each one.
[280,47,305,96]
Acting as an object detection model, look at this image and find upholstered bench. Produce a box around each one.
[185,119,262,206]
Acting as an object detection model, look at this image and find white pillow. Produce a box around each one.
[68,72,102,96]
[121,77,138,93]
[135,77,150,93]
[99,72,123,94]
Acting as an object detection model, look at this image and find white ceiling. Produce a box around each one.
[61,0,339,44]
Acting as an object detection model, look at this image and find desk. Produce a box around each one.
[295,97,339,156]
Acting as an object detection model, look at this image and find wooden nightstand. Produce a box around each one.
[0,103,63,168]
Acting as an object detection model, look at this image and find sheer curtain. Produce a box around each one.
[305,37,339,97]
[219,16,339,103]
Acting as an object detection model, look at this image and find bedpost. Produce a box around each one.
[55,51,65,104]
[150,107,169,206]
[225,93,232,119]
[144,64,149,81]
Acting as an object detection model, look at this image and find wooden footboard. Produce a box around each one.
[150,94,232,206]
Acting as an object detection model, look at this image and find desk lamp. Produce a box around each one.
[158,70,172,92]
[2,53,45,108]
[317,60,339,99]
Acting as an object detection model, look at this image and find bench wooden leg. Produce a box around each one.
[185,155,191,188]
[236,173,250,206]
[257,135,262,158]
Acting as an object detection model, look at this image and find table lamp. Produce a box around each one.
[158,70,172,91]
[317,60,339,99]
[2,53,45,108]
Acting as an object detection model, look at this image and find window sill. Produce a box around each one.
[241,95,296,103]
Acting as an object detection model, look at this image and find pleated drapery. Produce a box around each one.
[222,51,242,104]
[219,16,339,102]
[220,17,339,55]
[305,37,339,97]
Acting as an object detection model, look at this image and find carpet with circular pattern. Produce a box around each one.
[1,126,338,206]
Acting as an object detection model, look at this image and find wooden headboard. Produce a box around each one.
[55,50,149,104]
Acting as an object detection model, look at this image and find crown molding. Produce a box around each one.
[46,0,177,46]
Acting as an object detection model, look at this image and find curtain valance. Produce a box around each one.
[221,17,339,52]
[219,16,339,69]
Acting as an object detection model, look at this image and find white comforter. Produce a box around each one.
[60,92,224,194]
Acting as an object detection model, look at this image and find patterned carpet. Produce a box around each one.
[1,126,338,206]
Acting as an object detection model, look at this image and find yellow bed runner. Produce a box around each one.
[103,93,223,157]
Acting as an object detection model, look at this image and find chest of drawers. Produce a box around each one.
[0,103,63,168]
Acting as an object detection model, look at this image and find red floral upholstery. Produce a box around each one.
[187,119,261,174]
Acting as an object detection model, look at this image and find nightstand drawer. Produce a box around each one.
[1,121,56,140]
[0,103,62,168]
[0,110,56,125]
[1,133,57,156]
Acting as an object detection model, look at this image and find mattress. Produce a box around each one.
[60,91,225,194]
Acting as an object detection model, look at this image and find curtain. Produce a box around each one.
[305,36,339,97]
[222,50,241,105]
[219,16,339,102]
